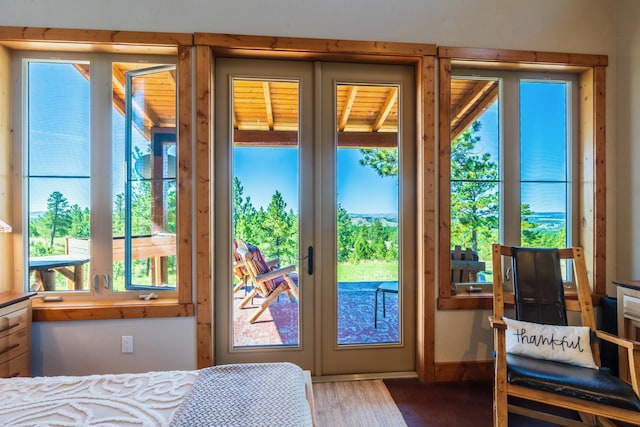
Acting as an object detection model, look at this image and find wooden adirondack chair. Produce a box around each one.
[235,242,299,324]
[232,238,279,295]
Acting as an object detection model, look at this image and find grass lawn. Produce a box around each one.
[337,260,398,282]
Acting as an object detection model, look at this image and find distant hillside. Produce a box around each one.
[349,212,565,231]
[350,213,398,227]
[523,212,565,231]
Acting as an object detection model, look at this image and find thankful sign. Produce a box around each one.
[503,317,598,369]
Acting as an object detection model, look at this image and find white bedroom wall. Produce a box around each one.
[0,0,620,369]
[31,318,196,376]
[615,0,640,282]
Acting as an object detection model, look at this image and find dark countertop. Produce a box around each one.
[0,291,36,309]
[613,279,640,292]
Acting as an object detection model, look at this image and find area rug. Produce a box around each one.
[233,281,399,347]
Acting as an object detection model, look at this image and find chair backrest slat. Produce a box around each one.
[512,247,567,326]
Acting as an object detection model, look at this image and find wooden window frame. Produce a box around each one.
[0,27,194,320]
[437,47,608,310]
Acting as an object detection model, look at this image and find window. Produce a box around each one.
[448,72,576,289]
[5,31,193,321]
[18,52,180,299]
[437,48,607,309]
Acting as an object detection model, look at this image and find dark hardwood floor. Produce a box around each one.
[383,378,584,427]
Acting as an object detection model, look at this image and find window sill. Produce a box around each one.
[438,293,493,310]
[437,288,583,310]
[32,298,194,321]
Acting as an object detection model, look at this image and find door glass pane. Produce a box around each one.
[231,79,300,348]
[336,84,400,345]
[520,81,568,247]
[450,77,499,289]
[27,61,91,292]
[112,63,177,291]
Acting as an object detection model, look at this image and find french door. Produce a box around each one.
[214,58,415,376]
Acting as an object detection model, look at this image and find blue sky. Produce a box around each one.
[28,63,569,217]
[28,62,91,213]
[235,81,568,217]
[472,81,568,214]
[28,62,163,213]
[233,146,399,215]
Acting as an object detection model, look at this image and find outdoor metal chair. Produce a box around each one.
[374,282,398,328]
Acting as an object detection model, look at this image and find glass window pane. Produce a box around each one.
[520,80,569,249]
[521,183,567,248]
[449,77,500,286]
[336,84,400,345]
[112,63,177,291]
[27,61,91,292]
[231,79,300,348]
[520,81,567,182]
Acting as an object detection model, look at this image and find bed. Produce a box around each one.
[0,362,316,426]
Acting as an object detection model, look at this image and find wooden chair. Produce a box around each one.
[490,244,640,426]
[451,245,483,283]
[236,243,299,324]
[232,238,278,295]
[450,245,486,294]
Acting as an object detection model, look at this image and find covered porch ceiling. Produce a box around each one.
[93,65,497,146]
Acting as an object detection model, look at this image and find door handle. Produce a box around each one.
[307,246,314,275]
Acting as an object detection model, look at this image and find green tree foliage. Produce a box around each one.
[233,177,260,247]
[261,191,298,263]
[359,148,398,177]
[233,179,298,265]
[337,204,354,262]
[232,176,399,266]
[450,121,565,262]
[30,191,79,256]
[29,175,175,254]
[357,120,566,268]
[450,122,499,259]
[43,191,71,247]
[351,224,374,262]
[67,204,90,238]
[522,200,566,248]
[369,220,387,259]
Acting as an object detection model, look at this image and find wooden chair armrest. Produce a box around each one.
[596,330,640,394]
[489,316,507,330]
[266,257,280,268]
[595,330,640,351]
[255,264,296,282]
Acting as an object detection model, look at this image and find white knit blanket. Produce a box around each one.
[0,370,198,426]
[0,363,312,427]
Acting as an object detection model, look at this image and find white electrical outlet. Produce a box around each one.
[121,335,134,353]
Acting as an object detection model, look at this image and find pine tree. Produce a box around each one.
[43,191,71,247]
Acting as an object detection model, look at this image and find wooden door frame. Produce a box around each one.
[194,34,437,381]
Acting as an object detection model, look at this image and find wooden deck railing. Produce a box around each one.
[65,234,176,286]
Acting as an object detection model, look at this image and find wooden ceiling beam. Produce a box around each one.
[451,81,498,141]
[372,87,397,132]
[339,86,358,131]
[233,129,397,148]
[262,81,274,130]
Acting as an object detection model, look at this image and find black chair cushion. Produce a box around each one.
[507,353,640,412]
